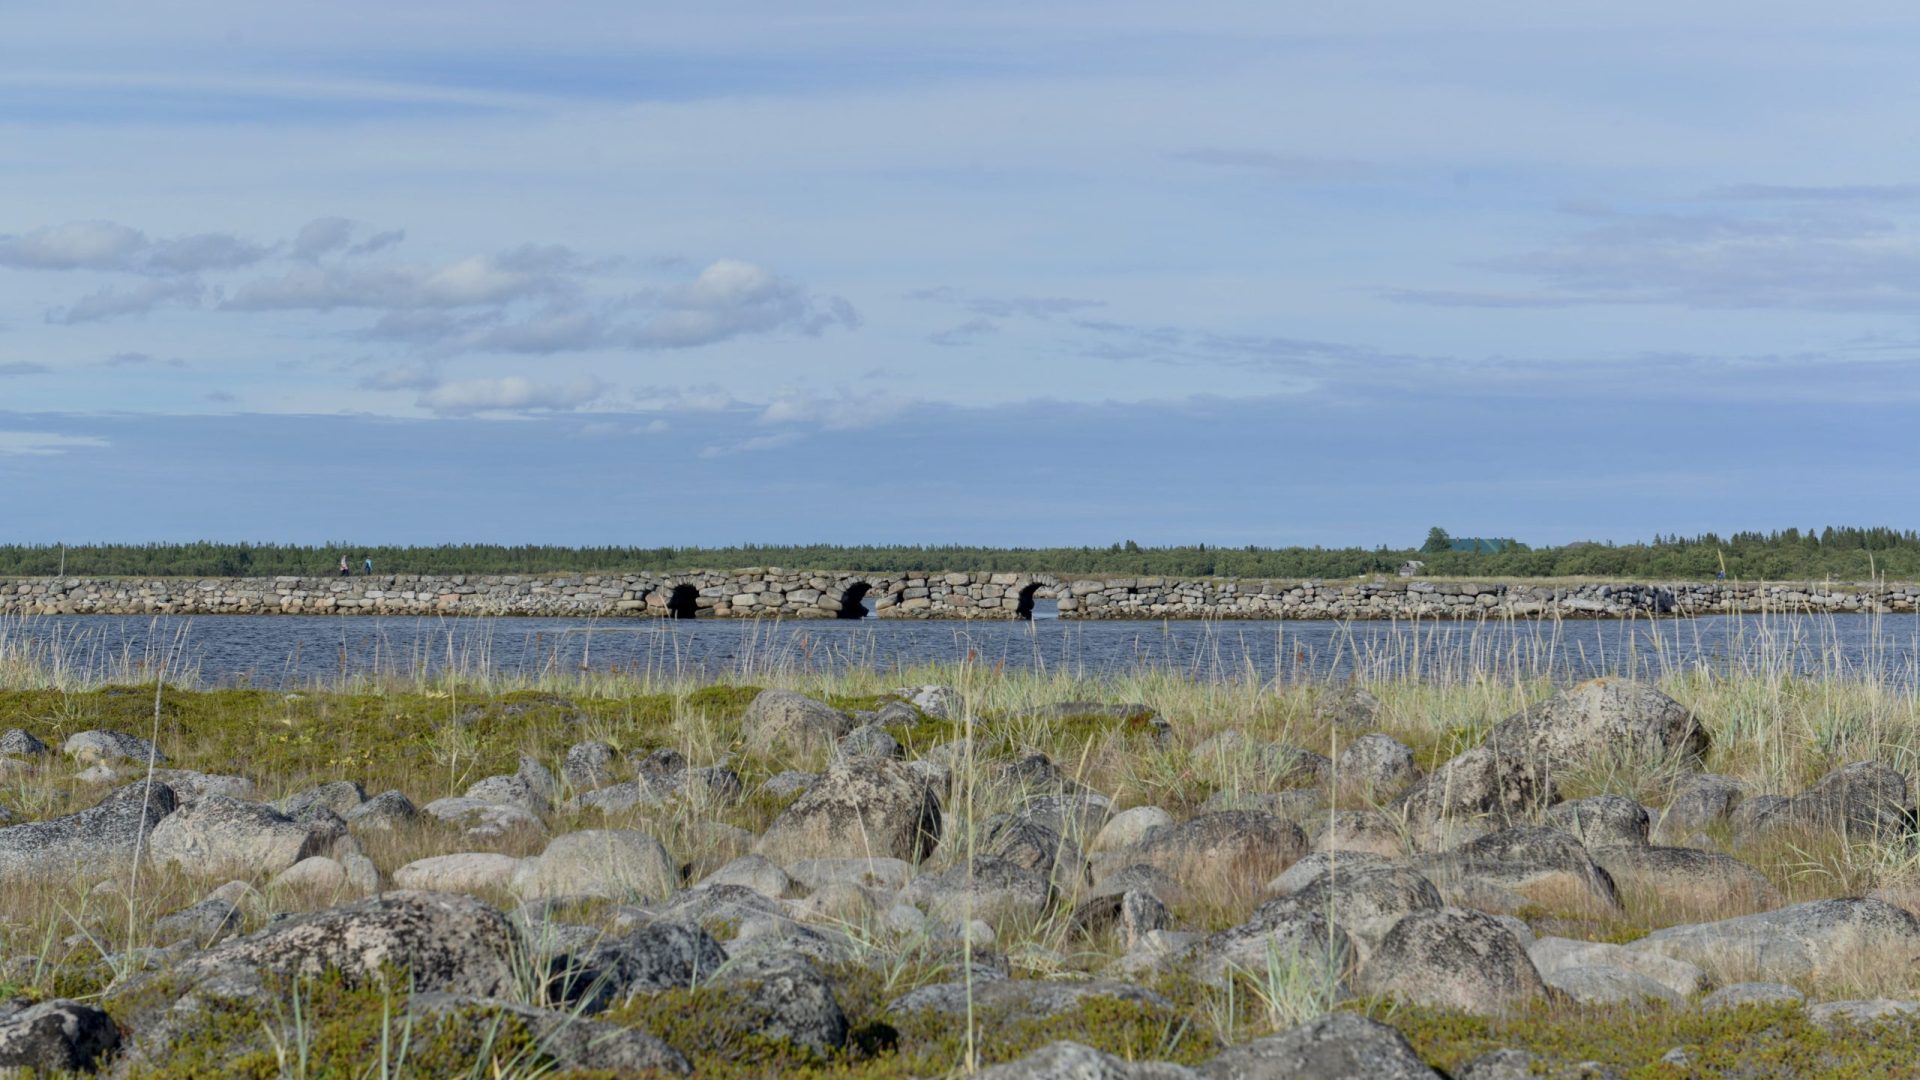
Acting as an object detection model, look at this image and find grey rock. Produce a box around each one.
[1197,1011,1440,1079]
[0,998,120,1073]
[1266,850,1397,895]
[755,757,941,864]
[1306,809,1407,858]
[345,789,418,831]
[1735,761,1915,842]
[1335,734,1423,794]
[903,857,1052,922]
[463,773,549,816]
[1313,685,1382,730]
[516,753,559,803]
[1420,826,1620,914]
[892,684,960,720]
[1654,773,1743,842]
[699,854,791,898]
[1543,964,1685,1006]
[282,780,366,817]
[1089,863,1183,907]
[167,890,518,996]
[982,813,1087,886]
[515,829,677,901]
[1809,998,1920,1025]
[552,920,728,1010]
[420,797,543,838]
[976,1040,1199,1079]
[1486,677,1706,773]
[1700,981,1804,1009]
[1018,793,1114,844]
[0,729,48,757]
[1287,866,1445,940]
[393,853,523,893]
[1392,746,1557,846]
[743,689,854,757]
[561,740,617,790]
[1456,1048,1622,1080]
[1068,889,1169,948]
[838,722,904,761]
[62,729,166,767]
[1093,807,1174,852]
[1355,907,1547,1013]
[714,952,848,1054]
[147,795,332,877]
[1589,844,1780,913]
[408,992,689,1074]
[0,780,176,879]
[892,978,1171,1020]
[786,856,915,893]
[151,898,244,947]
[1526,936,1708,997]
[1544,795,1650,848]
[1181,899,1354,986]
[1126,810,1308,883]
[1630,897,1920,984]
[764,770,820,799]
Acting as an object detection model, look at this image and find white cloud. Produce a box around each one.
[629,258,858,348]
[0,430,109,456]
[56,278,206,323]
[292,216,355,260]
[0,221,146,270]
[416,375,605,415]
[223,248,577,312]
[0,220,268,275]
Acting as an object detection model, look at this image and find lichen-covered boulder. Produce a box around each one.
[173,890,520,995]
[1733,762,1915,842]
[1419,827,1620,915]
[1355,907,1548,1014]
[1124,811,1307,884]
[0,781,175,880]
[282,780,367,817]
[1392,746,1557,847]
[1180,898,1354,987]
[976,1040,1199,1078]
[1335,734,1423,794]
[514,829,678,901]
[902,857,1052,923]
[551,921,729,1010]
[345,789,418,831]
[147,795,333,877]
[62,729,166,767]
[0,999,120,1074]
[1589,844,1780,916]
[743,689,854,758]
[391,852,525,894]
[1486,677,1707,772]
[1544,795,1650,848]
[1629,897,1920,985]
[1197,1011,1441,1079]
[0,729,48,757]
[755,758,941,865]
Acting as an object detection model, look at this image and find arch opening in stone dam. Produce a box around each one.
[7,573,1920,619]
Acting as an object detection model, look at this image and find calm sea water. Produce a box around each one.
[10,611,1920,688]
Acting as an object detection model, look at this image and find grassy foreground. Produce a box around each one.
[6,623,1920,1075]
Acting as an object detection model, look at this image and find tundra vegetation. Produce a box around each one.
[5,619,1920,1075]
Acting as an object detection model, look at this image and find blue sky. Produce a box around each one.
[4,2,1920,546]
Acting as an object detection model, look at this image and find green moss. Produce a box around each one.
[682,684,762,718]
[1368,998,1920,1078]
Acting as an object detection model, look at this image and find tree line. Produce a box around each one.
[4,528,1920,580]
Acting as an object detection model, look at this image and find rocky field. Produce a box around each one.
[5,662,1920,1076]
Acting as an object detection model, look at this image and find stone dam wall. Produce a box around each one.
[5,573,1920,620]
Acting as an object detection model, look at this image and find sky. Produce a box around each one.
[4,2,1920,547]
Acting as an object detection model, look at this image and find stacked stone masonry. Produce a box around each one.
[4,573,1920,620]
